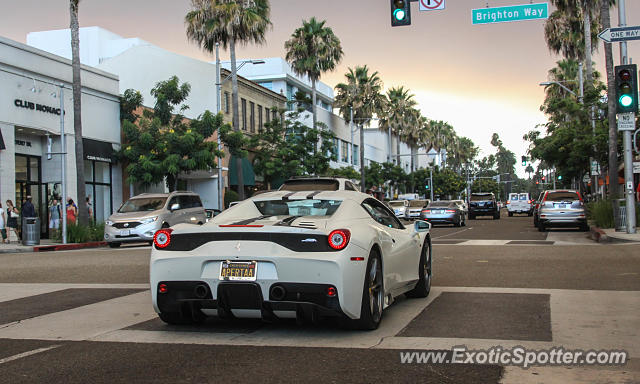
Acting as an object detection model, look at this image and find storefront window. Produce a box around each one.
[84,159,112,223]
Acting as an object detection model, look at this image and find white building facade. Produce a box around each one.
[0,36,122,237]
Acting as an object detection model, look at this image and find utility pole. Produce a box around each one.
[429,168,434,201]
[360,123,365,192]
[59,84,67,244]
[215,43,224,211]
[618,0,637,233]
[350,108,354,166]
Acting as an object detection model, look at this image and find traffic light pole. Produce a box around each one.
[618,0,636,234]
[429,168,434,201]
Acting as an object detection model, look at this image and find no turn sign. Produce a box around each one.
[420,0,445,11]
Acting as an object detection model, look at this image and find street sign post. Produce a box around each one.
[618,112,636,131]
[419,0,444,11]
[598,26,640,43]
[472,3,548,25]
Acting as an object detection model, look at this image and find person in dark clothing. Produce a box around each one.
[21,196,36,218]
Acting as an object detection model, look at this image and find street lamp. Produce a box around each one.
[215,43,264,211]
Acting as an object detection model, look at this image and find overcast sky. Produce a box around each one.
[2,0,639,175]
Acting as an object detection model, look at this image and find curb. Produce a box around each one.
[589,226,609,243]
[33,241,107,252]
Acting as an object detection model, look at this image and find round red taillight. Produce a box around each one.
[328,229,350,250]
[326,286,337,297]
[154,229,173,249]
[158,283,168,294]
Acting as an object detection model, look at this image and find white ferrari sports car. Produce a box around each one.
[150,190,432,330]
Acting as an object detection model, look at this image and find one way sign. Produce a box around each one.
[598,26,640,43]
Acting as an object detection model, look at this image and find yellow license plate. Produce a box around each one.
[219,261,257,281]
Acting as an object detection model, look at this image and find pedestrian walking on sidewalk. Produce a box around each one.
[21,195,36,218]
[66,198,78,224]
[0,202,7,244]
[49,198,61,238]
[5,200,20,243]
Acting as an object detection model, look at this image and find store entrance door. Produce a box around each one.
[15,154,48,238]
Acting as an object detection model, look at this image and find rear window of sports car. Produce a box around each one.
[254,199,342,217]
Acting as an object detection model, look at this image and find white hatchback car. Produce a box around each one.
[150,190,432,330]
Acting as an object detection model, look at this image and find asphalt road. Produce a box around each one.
[0,214,638,383]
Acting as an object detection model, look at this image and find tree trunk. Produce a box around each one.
[396,133,401,166]
[583,5,593,89]
[229,36,244,200]
[311,78,318,155]
[360,124,365,192]
[70,1,88,226]
[601,0,618,198]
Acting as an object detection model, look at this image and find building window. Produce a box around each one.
[84,160,112,223]
[258,105,263,131]
[224,92,230,114]
[258,81,273,91]
[265,106,271,124]
[241,98,247,130]
[250,102,255,133]
[353,145,359,166]
[272,110,278,122]
[341,140,349,163]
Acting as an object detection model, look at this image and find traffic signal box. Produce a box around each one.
[615,64,638,114]
[391,0,411,27]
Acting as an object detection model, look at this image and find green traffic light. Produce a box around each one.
[619,94,633,108]
[393,8,406,21]
[558,175,562,180]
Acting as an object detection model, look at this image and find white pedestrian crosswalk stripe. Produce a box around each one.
[0,283,638,362]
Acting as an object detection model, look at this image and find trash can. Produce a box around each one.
[613,199,627,232]
[22,217,40,246]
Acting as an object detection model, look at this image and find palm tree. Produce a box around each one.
[525,164,535,180]
[284,17,343,134]
[70,0,88,225]
[379,87,417,165]
[334,66,386,191]
[186,0,271,200]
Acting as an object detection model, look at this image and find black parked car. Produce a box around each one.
[469,193,500,220]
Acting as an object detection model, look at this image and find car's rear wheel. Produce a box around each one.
[352,250,384,330]
[406,239,432,298]
[469,214,475,220]
[508,212,513,217]
[108,242,121,248]
[538,222,546,232]
[580,224,590,232]
[493,212,500,220]
[533,215,539,226]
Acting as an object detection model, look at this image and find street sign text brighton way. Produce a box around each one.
[598,26,640,43]
[472,3,549,25]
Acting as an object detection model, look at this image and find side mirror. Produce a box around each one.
[170,203,180,211]
[414,220,431,233]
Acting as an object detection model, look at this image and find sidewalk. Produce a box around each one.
[590,226,640,243]
[0,239,107,254]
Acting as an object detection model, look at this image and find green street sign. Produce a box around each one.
[472,2,549,25]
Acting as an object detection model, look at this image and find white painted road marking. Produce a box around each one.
[0,345,61,365]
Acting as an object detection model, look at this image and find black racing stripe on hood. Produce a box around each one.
[230,215,272,225]
[158,232,336,252]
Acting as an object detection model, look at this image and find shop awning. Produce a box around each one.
[228,156,255,186]
[83,138,115,163]
[0,129,5,150]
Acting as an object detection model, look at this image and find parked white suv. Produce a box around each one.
[104,191,206,248]
[507,193,533,216]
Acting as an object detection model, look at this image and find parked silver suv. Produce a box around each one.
[104,191,206,248]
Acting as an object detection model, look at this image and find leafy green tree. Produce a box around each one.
[285,17,343,132]
[185,0,271,200]
[119,78,223,191]
[412,167,465,199]
[249,109,336,188]
[471,179,501,199]
[324,166,360,180]
[364,162,386,191]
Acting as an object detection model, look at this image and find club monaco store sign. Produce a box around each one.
[14,99,62,116]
